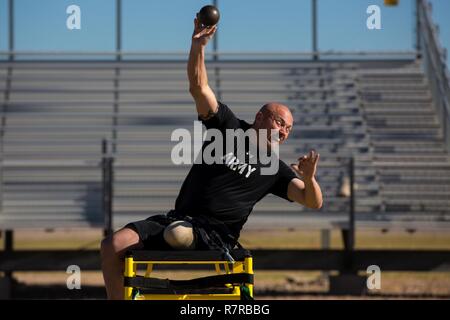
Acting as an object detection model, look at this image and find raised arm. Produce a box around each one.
[187,17,218,120]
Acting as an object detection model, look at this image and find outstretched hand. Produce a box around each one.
[192,17,217,46]
[291,150,320,180]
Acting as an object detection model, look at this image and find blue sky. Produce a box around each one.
[0,0,448,64]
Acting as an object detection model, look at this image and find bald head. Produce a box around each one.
[253,102,294,144]
[259,103,293,122]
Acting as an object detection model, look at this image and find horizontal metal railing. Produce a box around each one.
[0,50,417,61]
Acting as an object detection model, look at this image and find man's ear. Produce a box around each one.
[254,111,263,124]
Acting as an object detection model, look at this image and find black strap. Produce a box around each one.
[124,273,254,290]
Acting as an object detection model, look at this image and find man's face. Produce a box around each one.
[254,103,294,148]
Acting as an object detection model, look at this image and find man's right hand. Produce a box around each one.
[192,17,217,47]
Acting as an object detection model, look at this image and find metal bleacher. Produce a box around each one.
[0,58,449,231]
[0,62,113,228]
[358,65,450,228]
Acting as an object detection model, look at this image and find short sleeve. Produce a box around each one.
[269,160,297,202]
[199,101,240,130]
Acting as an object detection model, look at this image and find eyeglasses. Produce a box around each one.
[267,112,292,134]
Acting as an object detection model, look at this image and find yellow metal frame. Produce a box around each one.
[124,255,253,300]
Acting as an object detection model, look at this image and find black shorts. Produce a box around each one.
[125,212,236,250]
[125,214,182,250]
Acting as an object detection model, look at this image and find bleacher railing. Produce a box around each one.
[0,50,416,61]
[418,0,450,153]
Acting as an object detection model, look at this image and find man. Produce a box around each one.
[100,17,323,300]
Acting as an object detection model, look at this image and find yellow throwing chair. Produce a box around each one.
[124,249,254,300]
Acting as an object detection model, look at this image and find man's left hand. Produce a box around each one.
[291,150,320,180]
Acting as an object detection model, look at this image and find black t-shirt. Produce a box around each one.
[174,102,297,239]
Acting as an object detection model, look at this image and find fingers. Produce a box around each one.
[299,150,319,160]
[193,28,209,39]
[193,24,217,40]
[205,25,217,36]
[293,149,320,179]
[290,164,304,176]
[194,17,204,33]
[297,150,320,166]
[310,150,318,161]
[313,153,320,165]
